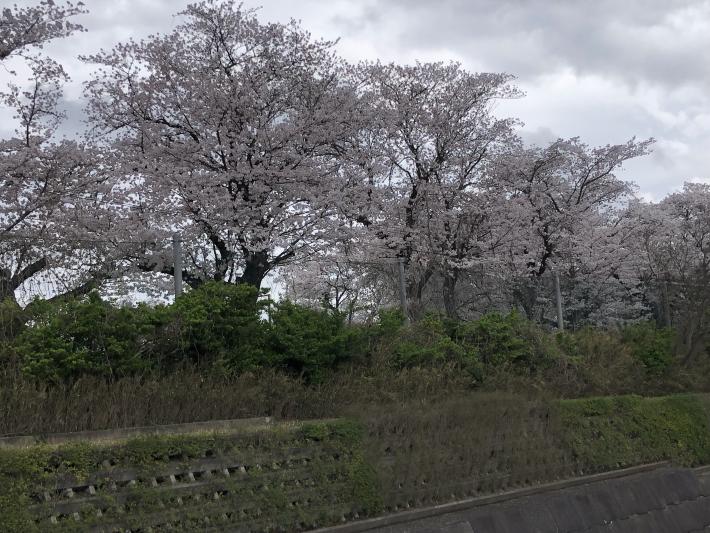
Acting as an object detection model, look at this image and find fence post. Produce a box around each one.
[172,233,183,297]
[398,257,409,323]
[554,271,564,331]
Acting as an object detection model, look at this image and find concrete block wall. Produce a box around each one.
[0,418,376,532]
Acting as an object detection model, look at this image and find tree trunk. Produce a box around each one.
[238,251,270,289]
[443,269,459,319]
[0,269,18,305]
[513,279,538,321]
[406,265,433,321]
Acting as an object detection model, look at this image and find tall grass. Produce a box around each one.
[3,353,710,436]
[0,363,475,435]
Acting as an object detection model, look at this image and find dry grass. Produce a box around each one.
[3,344,710,437]
[0,363,475,436]
[358,395,577,510]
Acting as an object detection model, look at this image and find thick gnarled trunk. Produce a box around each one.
[238,251,270,290]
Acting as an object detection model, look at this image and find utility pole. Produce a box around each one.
[398,257,409,323]
[554,270,564,331]
[172,232,183,297]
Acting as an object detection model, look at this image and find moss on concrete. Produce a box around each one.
[0,419,379,532]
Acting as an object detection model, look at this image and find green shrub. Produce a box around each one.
[372,312,564,382]
[0,298,25,342]
[383,314,483,379]
[621,322,675,373]
[0,299,25,369]
[170,281,269,371]
[2,281,696,397]
[453,311,552,372]
[454,312,525,365]
[556,327,645,396]
[8,283,366,383]
[389,314,463,366]
[266,301,353,381]
[11,283,274,381]
[376,308,406,337]
[15,292,161,382]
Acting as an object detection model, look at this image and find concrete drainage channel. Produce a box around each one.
[317,462,710,533]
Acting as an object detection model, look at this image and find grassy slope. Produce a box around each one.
[2,394,710,531]
[558,394,710,469]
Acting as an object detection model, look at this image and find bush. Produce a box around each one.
[266,301,354,381]
[381,314,482,380]
[170,281,269,371]
[0,299,25,369]
[375,308,406,337]
[7,283,367,383]
[0,298,25,342]
[453,311,553,372]
[3,282,700,397]
[15,292,160,382]
[621,322,675,374]
[454,312,526,366]
[388,314,463,366]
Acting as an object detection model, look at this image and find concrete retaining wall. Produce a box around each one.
[323,463,710,533]
[0,418,376,532]
[4,412,710,533]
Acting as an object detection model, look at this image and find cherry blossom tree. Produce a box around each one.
[278,259,382,322]
[0,0,669,330]
[556,208,649,327]
[84,1,359,291]
[1,1,93,303]
[636,183,710,362]
[493,137,652,321]
[0,0,85,61]
[345,61,520,318]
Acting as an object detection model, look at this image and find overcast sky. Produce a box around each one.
[5,0,710,201]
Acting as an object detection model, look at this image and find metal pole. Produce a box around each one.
[554,271,564,331]
[172,232,183,297]
[398,257,409,322]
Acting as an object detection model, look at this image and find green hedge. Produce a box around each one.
[9,283,357,382]
[4,283,702,397]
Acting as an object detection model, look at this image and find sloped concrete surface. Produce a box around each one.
[321,464,710,533]
[380,466,710,533]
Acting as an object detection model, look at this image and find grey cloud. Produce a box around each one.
[333,0,710,89]
[518,126,559,147]
[56,97,89,140]
[322,0,710,198]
